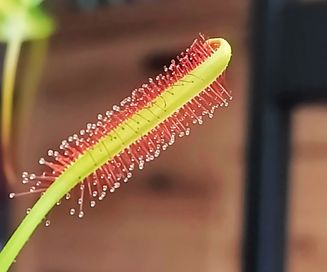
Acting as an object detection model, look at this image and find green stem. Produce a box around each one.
[16,39,49,170]
[1,38,22,184]
[0,162,86,271]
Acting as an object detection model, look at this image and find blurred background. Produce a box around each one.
[0,0,326,271]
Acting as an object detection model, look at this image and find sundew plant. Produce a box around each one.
[0,24,232,271]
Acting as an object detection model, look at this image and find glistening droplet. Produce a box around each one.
[78,211,84,218]
[9,193,15,199]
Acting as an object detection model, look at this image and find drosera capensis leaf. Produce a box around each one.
[0,35,232,271]
[1,38,21,186]
[0,0,54,186]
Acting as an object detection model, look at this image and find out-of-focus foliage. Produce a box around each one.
[0,0,54,41]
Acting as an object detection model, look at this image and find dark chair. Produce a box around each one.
[0,44,9,249]
[243,1,327,272]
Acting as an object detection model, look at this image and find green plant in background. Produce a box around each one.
[0,0,54,184]
[0,35,232,271]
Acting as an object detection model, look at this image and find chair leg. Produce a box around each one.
[243,105,291,272]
